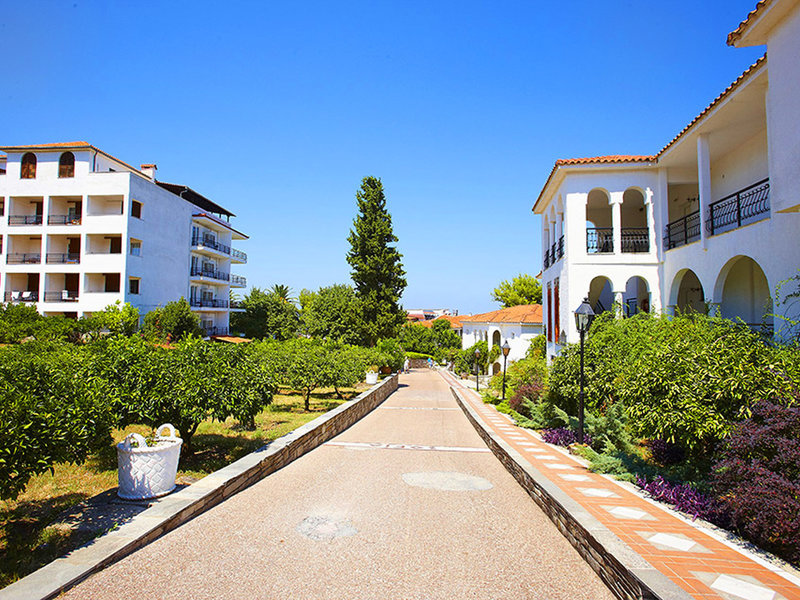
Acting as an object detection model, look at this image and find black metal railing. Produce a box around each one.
[587,228,613,253]
[230,274,247,287]
[7,253,41,264]
[557,235,564,259]
[707,178,770,236]
[9,215,43,225]
[621,228,650,253]
[43,291,79,302]
[4,291,39,302]
[191,236,231,255]
[664,210,701,250]
[190,298,229,308]
[543,248,551,269]
[190,266,230,282]
[204,326,229,337]
[48,214,82,225]
[46,253,80,264]
[231,248,247,263]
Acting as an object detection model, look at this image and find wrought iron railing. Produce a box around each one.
[204,326,229,337]
[543,248,551,269]
[7,253,41,264]
[707,179,769,235]
[191,236,231,255]
[621,228,649,253]
[664,210,701,250]
[557,235,564,259]
[46,253,80,264]
[190,266,230,282]
[48,214,82,225]
[230,274,247,287]
[9,215,43,225]
[190,298,229,308]
[43,291,79,302]
[231,248,247,263]
[4,291,39,302]
[586,228,613,253]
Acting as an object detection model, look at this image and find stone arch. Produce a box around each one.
[586,189,612,253]
[621,188,648,253]
[714,255,771,327]
[588,275,614,314]
[670,269,706,314]
[623,276,650,316]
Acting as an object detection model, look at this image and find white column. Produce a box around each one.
[697,134,711,249]
[657,169,669,262]
[645,187,656,256]
[614,290,624,318]
[610,191,623,254]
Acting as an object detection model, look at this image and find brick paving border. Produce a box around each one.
[0,374,398,600]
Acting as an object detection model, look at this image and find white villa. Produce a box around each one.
[534,0,800,360]
[461,304,543,373]
[0,142,248,336]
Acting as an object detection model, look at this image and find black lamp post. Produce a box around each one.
[574,297,595,444]
[501,341,511,402]
[474,348,481,392]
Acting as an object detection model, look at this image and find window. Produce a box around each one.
[59,152,75,178]
[131,200,142,219]
[128,278,140,295]
[104,273,121,293]
[21,153,36,179]
[130,239,141,256]
[0,199,4,216]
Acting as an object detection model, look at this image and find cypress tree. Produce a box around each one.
[346,176,407,346]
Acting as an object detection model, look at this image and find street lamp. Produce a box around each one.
[574,297,595,444]
[501,341,511,402]
[475,348,481,392]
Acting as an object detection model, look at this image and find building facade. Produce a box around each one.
[534,0,800,361]
[0,142,247,335]
[461,304,543,373]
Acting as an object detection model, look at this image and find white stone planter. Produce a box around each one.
[117,424,183,500]
[365,371,379,385]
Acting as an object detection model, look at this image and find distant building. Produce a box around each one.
[460,304,543,373]
[415,313,467,339]
[534,0,800,360]
[406,308,458,322]
[0,142,248,336]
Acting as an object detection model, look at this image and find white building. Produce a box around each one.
[461,305,543,373]
[0,142,247,336]
[534,0,800,361]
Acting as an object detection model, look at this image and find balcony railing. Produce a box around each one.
[9,215,43,226]
[190,266,230,282]
[191,236,231,256]
[557,235,564,259]
[48,215,82,225]
[543,248,551,269]
[7,253,41,264]
[231,248,247,263]
[664,210,701,251]
[43,290,79,302]
[707,178,770,236]
[543,235,565,270]
[621,228,649,253]
[46,253,80,264]
[230,274,247,287]
[204,326,229,337]
[4,291,39,302]
[586,228,613,253]
[190,298,229,308]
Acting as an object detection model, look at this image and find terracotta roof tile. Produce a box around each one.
[727,0,770,45]
[555,155,655,166]
[461,304,543,325]
[415,315,466,329]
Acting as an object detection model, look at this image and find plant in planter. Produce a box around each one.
[365,365,379,385]
[117,423,183,500]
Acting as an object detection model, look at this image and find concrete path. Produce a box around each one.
[62,370,614,600]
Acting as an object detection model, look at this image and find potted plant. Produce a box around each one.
[117,424,183,500]
[365,365,379,385]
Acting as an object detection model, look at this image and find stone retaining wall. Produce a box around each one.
[450,385,690,600]
[1,374,398,600]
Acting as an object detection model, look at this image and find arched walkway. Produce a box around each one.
[671,269,706,314]
[621,188,649,253]
[715,256,771,327]
[586,189,612,253]
[588,276,614,314]
[623,276,649,317]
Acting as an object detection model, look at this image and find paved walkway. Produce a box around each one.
[61,370,614,600]
[442,370,800,600]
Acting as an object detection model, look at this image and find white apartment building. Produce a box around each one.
[461,305,543,373]
[0,142,247,336]
[534,0,800,360]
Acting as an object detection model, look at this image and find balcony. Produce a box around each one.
[190,266,230,282]
[43,290,79,302]
[204,326,229,337]
[586,228,613,254]
[9,215,43,226]
[230,274,247,287]
[191,236,230,256]
[707,179,770,236]
[189,298,229,308]
[7,253,41,264]
[48,214,82,226]
[46,253,80,264]
[664,211,701,251]
[231,248,247,263]
[543,235,564,270]
[4,291,39,302]
[621,228,649,253]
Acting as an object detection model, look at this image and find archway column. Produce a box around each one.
[614,290,624,318]
[645,188,656,254]
[610,192,623,254]
[697,135,711,250]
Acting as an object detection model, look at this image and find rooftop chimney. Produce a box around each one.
[140,163,157,180]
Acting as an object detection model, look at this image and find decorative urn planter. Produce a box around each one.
[365,370,379,385]
[117,423,183,500]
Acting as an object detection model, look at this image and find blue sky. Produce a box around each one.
[2,1,765,314]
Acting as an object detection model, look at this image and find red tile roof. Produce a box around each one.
[554,155,655,166]
[415,314,466,329]
[461,304,543,325]
[727,0,770,45]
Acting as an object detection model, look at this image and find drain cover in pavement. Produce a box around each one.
[296,516,357,541]
[402,471,493,491]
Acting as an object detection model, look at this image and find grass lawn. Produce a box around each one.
[0,385,366,588]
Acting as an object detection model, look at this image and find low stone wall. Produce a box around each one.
[2,374,398,600]
[450,385,690,600]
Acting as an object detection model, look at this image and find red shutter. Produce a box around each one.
[553,281,560,343]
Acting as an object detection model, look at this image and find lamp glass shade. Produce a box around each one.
[574,297,595,333]
[501,341,511,357]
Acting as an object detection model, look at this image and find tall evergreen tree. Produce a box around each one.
[346,176,407,346]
